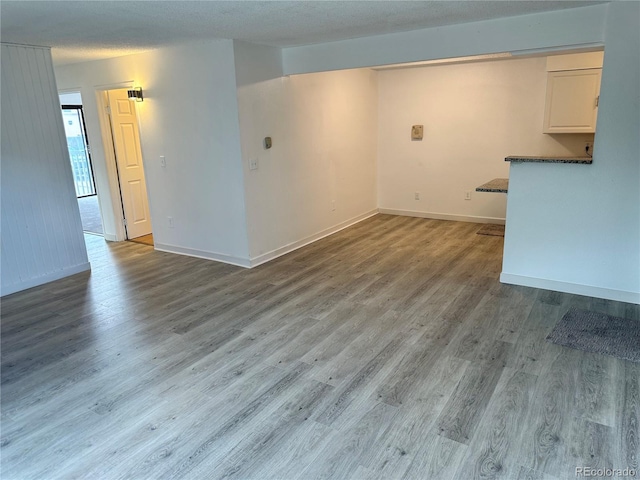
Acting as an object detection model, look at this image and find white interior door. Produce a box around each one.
[107,89,152,239]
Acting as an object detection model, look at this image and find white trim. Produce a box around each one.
[154,210,378,269]
[103,233,118,242]
[95,85,154,241]
[249,209,379,267]
[93,80,135,91]
[500,272,640,304]
[1,263,91,297]
[58,86,84,95]
[378,208,505,225]
[154,243,252,268]
[95,89,127,241]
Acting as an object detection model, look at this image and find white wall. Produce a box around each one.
[281,3,639,303]
[283,4,607,75]
[234,43,378,264]
[55,40,251,265]
[502,2,640,303]
[58,91,82,105]
[43,3,639,302]
[234,40,283,87]
[1,44,90,296]
[377,56,594,224]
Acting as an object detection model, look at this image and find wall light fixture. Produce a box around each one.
[127,87,143,102]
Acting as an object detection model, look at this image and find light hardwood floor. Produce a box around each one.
[1,214,638,480]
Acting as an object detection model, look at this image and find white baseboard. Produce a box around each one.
[378,208,505,225]
[1,262,91,297]
[103,233,118,242]
[500,272,640,304]
[155,208,494,269]
[154,243,252,268]
[250,209,379,267]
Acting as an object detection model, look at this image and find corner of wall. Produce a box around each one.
[233,40,284,87]
[501,1,640,303]
[55,41,254,265]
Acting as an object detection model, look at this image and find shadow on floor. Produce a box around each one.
[128,234,154,246]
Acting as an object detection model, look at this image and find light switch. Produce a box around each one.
[411,125,424,140]
[160,155,166,167]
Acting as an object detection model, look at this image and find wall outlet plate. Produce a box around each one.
[411,125,424,140]
[249,158,258,170]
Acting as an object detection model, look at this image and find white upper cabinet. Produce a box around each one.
[543,51,603,134]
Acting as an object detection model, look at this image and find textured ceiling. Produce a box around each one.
[1,1,604,65]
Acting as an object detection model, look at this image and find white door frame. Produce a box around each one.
[58,87,110,239]
[95,81,151,241]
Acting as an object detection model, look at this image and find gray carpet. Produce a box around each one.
[77,195,103,235]
[547,308,640,363]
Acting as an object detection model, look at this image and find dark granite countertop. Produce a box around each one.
[505,155,592,164]
[476,178,509,193]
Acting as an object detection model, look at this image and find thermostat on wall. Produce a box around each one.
[411,125,424,140]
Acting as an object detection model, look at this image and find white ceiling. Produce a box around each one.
[1,1,604,65]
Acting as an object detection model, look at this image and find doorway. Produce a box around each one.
[60,92,104,235]
[104,88,153,244]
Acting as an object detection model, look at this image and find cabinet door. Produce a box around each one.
[543,69,601,133]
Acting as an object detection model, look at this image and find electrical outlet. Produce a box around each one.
[414,192,420,200]
[168,216,174,228]
[249,158,258,170]
[465,191,471,200]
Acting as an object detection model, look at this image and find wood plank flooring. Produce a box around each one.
[1,214,638,480]
[128,234,154,247]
